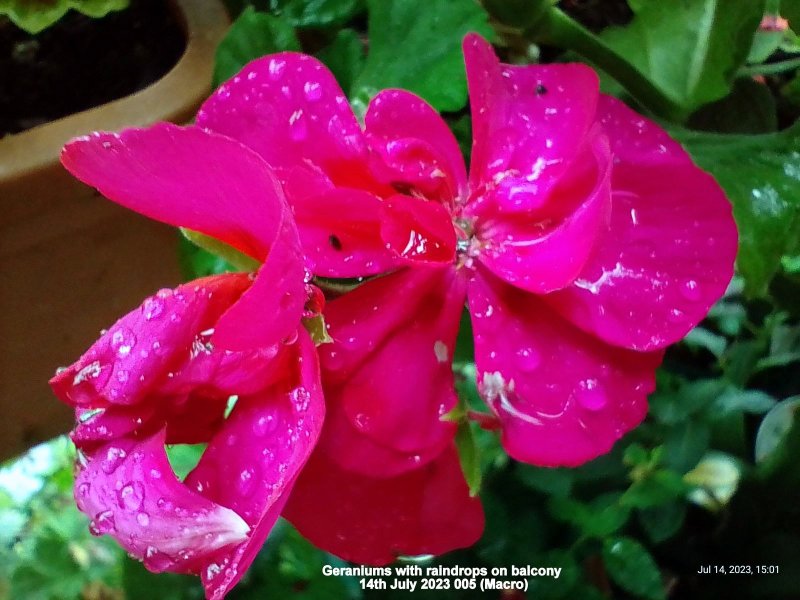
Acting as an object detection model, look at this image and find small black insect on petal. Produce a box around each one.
[329,235,343,251]
[536,83,548,96]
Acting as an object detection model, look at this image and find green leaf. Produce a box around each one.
[180,229,261,273]
[271,0,364,28]
[214,7,300,86]
[602,537,665,600]
[688,77,777,134]
[316,29,365,94]
[516,465,573,498]
[548,493,630,537]
[662,419,710,473]
[622,470,688,509]
[601,0,765,114]
[455,421,481,496]
[676,123,800,295]
[353,0,493,111]
[1,0,128,34]
[755,396,800,464]
[638,501,687,544]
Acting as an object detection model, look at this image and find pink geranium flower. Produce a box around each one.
[53,30,736,597]
[187,33,734,556]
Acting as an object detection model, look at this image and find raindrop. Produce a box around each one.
[681,279,701,301]
[102,447,127,474]
[136,512,150,527]
[303,81,322,101]
[252,414,276,436]
[142,297,165,320]
[515,347,541,372]
[118,481,145,511]
[575,379,607,411]
[89,510,115,535]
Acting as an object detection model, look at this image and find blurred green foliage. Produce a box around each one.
[7,0,800,598]
[0,0,129,34]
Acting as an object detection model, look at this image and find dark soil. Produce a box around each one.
[0,0,186,138]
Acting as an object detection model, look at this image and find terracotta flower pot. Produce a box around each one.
[0,0,229,460]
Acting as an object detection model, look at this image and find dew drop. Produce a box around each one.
[237,468,257,497]
[142,297,165,320]
[575,379,607,411]
[118,481,145,511]
[102,447,127,474]
[136,512,150,527]
[252,414,276,436]
[515,347,541,372]
[303,81,322,101]
[89,510,115,535]
[681,279,701,302]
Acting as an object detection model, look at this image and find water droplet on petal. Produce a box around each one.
[90,510,115,535]
[575,379,606,411]
[303,81,322,101]
[118,481,145,511]
[136,512,150,526]
[102,447,127,474]
[237,467,257,497]
[515,347,541,372]
[681,279,701,302]
[253,414,276,436]
[142,296,165,320]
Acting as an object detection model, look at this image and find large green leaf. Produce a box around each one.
[214,7,300,86]
[1,0,128,33]
[602,537,665,600]
[677,124,800,296]
[270,0,364,28]
[601,0,765,114]
[353,0,493,111]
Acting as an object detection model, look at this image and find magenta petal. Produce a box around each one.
[319,267,465,474]
[50,275,252,408]
[544,95,738,351]
[468,269,662,466]
[61,124,286,260]
[75,431,250,575]
[381,194,458,264]
[183,329,324,600]
[475,132,612,294]
[212,213,306,351]
[292,187,399,278]
[284,445,484,565]
[462,34,599,200]
[198,54,379,192]
[365,89,468,202]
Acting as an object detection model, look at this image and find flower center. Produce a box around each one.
[453,216,480,269]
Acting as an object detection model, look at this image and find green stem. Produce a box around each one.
[739,56,800,76]
[523,8,686,122]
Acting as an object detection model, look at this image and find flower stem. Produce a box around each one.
[739,56,800,76]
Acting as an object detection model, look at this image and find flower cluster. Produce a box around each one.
[51,34,736,599]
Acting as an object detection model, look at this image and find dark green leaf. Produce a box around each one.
[602,536,665,600]
[638,501,687,544]
[271,0,364,28]
[214,7,300,86]
[316,29,365,94]
[622,470,688,509]
[178,236,235,280]
[662,419,710,472]
[688,77,777,134]
[516,465,573,498]
[354,0,493,111]
[548,493,630,537]
[601,0,765,114]
[677,124,800,295]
